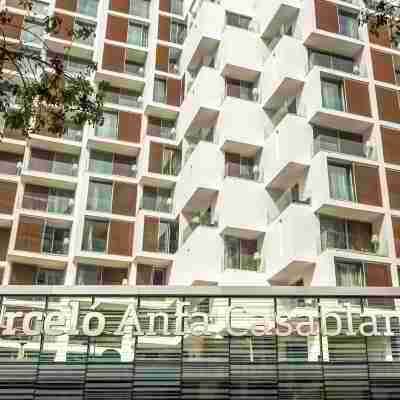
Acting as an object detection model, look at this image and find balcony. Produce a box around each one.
[0,181,17,218]
[10,264,65,285]
[103,86,143,111]
[180,0,224,73]
[22,185,75,216]
[265,203,317,284]
[76,264,128,285]
[264,114,313,191]
[217,96,266,156]
[28,126,82,155]
[310,152,384,223]
[23,149,79,190]
[176,67,224,139]
[134,213,178,266]
[0,151,23,178]
[140,187,173,214]
[218,178,267,240]
[79,218,134,266]
[88,150,137,180]
[303,68,374,134]
[216,25,267,82]
[261,35,306,109]
[174,141,223,213]
[303,0,364,58]
[10,216,71,267]
[255,0,301,40]
[109,0,150,19]
[320,218,388,258]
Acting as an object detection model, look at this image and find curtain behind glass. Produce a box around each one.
[96,112,118,139]
[78,0,98,17]
[328,163,354,201]
[87,181,112,212]
[89,151,113,175]
[321,79,343,111]
[158,222,171,253]
[154,79,167,103]
[76,265,98,285]
[224,236,240,269]
[47,188,73,214]
[339,11,358,39]
[336,261,363,287]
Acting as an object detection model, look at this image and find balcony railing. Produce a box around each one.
[139,197,173,213]
[104,90,143,109]
[224,254,262,272]
[314,136,376,160]
[23,195,74,215]
[17,233,70,256]
[320,230,387,256]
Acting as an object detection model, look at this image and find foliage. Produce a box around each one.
[360,1,400,45]
[0,0,108,138]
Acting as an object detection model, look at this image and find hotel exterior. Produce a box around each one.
[2,0,400,397]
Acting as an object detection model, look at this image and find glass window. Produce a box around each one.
[41,224,70,255]
[129,0,150,18]
[336,260,364,287]
[78,0,98,17]
[225,236,240,269]
[170,0,183,15]
[47,188,74,215]
[87,180,113,212]
[89,150,113,175]
[338,10,358,39]
[35,268,64,285]
[21,19,44,45]
[82,219,109,252]
[52,153,78,176]
[226,12,251,30]
[320,216,347,250]
[128,23,148,47]
[154,78,167,103]
[328,162,354,202]
[152,268,166,285]
[76,264,98,284]
[95,111,118,139]
[309,49,354,74]
[321,79,344,111]
[170,21,186,44]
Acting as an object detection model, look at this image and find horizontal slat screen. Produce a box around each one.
[0,295,398,399]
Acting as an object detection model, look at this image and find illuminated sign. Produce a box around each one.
[0,301,398,338]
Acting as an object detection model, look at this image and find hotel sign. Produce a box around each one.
[0,301,398,338]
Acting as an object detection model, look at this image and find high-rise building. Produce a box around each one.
[3,0,400,396]
[1,0,400,293]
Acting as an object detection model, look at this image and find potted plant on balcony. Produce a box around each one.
[371,234,380,254]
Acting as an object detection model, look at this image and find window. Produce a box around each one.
[336,260,364,287]
[95,111,118,139]
[170,0,183,15]
[82,219,108,252]
[224,236,260,272]
[41,223,70,255]
[77,0,98,17]
[153,78,167,103]
[169,47,181,74]
[87,180,113,213]
[226,12,251,30]
[129,0,150,18]
[89,150,113,175]
[128,22,149,47]
[76,265,127,285]
[35,268,64,285]
[170,21,186,44]
[158,221,178,253]
[309,49,354,74]
[51,152,78,176]
[162,147,179,176]
[226,78,254,101]
[136,264,167,285]
[313,126,364,157]
[321,79,344,111]
[338,9,358,39]
[328,162,354,202]
[142,187,172,212]
[47,188,75,215]
[22,19,44,45]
